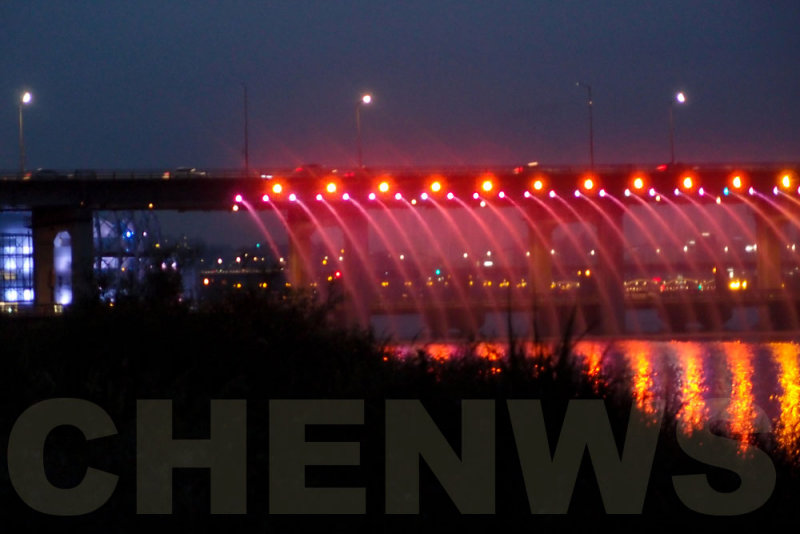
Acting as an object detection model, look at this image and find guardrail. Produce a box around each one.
[1,162,799,182]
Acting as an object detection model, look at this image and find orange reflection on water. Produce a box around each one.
[723,341,757,450]
[674,341,707,434]
[620,341,659,414]
[422,343,456,363]
[770,342,800,458]
[474,342,504,361]
[573,340,607,393]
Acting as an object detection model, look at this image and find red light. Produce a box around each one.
[334,271,342,278]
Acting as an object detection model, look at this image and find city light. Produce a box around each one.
[682,176,693,190]
[368,192,376,200]
[633,176,645,190]
[234,194,243,203]
[533,179,544,191]
[378,181,390,193]
[261,194,270,202]
[430,181,442,193]
[326,182,337,194]
[272,183,283,194]
[583,178,594,191]
[482,180,493,192]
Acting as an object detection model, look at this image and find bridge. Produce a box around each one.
[1,163,799,335]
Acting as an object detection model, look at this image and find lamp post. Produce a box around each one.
[18,91,32,175]
[356,93,372,168]
[669,91,686,165]
[576,82,594,170]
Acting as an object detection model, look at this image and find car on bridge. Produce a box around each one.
[164,167,208,179]
[24,168,67,180]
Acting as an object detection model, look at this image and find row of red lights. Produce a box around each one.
[234,183,800,208]
[232,170,799,206]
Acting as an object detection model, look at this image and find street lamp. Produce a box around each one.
[18,91,32,174]
[576,82,594,170]
[356,93,372,168]
[669,91,686,165]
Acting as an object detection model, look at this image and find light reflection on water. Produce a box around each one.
[392,339,800,458]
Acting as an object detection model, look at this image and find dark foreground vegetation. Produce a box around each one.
[0,292,798,533]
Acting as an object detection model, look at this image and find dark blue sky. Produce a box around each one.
[3,1,799,171]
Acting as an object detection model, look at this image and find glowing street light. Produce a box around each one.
[356,93,372,168]
[18,90,32,174]
[669,91,686,165]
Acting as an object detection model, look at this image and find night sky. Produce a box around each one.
[2,1,799,247]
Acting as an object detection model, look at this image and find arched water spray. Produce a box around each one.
[626,194,725,331]
[374,199,450,339]
[579,193,668,334]
[291,199,374,325]
[346,197,429,338]
[733,193,800,330]
[523,195,607,335]
[504,197,572,338]
[397,197,480,338]
[317,198,402,334]
[423,198,497,336]
[235,199,282,261]
[661,194,747,332]
[551,194,625,334]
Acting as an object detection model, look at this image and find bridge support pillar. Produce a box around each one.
[594,207,626,335]
[755,213,794,329]
[755,213,785,291]
[527,217,557,337]
[341,210,372,329]
[31,207,95,311]
[286,206,314,290]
